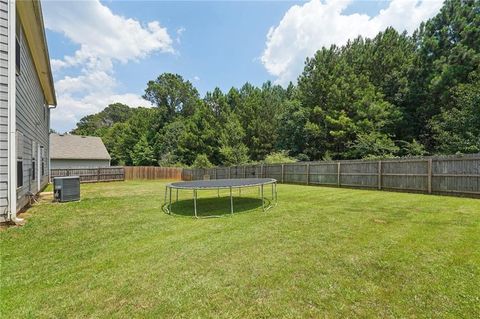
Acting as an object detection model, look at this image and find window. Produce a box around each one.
[16,132,24,188]
[40,146,45,176]
[15,14,20,75]
[32,141,36,181]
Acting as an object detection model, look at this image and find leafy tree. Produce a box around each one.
[218,114,249,166]
[72,103,132,136]
[407,0,480,148]
[130,135,155,166]
[192,154,213,168]
[348,132,399,159]
[143,73,200,122]
[430,79,480,154]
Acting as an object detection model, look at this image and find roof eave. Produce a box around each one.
[17,0,57,106]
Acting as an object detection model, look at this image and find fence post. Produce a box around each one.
[427,158,432,194]
[281,164,285,183]
[214,168,217,180]
[306,163,310,185]
[337,162,341,187]
[378,161,382,190]
[97,168,101,182]
[229,167,231,179]
[244,166,246,178]
[260,164,263,178]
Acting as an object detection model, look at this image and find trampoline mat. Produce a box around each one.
[168,178,276,189]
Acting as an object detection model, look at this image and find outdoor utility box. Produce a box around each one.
[53,176,80,202]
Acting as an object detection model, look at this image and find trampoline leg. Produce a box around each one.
[230,187,233,215]
[169,187,172,214]
[239,188,241,197]
[193,189,198,218]
[218,188,220,198]
[164,186,167,205]
[176,189,178,202]
[261,184,264,211]
[271,183,274,199]
[275,182,278,205]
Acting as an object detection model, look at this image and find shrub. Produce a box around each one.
[263,151,296,164]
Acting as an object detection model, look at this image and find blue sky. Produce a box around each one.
[43,0,443,132]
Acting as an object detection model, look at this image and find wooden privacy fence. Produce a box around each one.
[123,166,183,180]
[50,167,125,183]
[182,155,480,197]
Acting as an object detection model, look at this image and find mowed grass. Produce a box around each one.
[1,180,479,318]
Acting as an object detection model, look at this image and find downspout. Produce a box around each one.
[7,0,20,222]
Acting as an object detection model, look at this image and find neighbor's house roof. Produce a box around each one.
[50,134,111,160]
[17,0,56,105]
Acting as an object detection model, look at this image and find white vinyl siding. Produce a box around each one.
[51,159,111,170]
[15,20,50,211]
[0,0,8,217]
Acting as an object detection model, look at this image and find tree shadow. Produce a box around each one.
[168,196,267,218]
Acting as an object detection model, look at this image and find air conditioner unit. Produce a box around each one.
[53,176,80,202]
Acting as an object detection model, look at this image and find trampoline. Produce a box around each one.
[163,178,277,218]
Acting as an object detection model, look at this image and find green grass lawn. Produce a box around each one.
[1,180,479,318]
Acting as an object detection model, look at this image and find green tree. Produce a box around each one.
[71,103,132,136]
[407,0,480,148]
[430,79,480,154]
[218,114,249,166]
[130,135,155,166]
[143,73,200,122]
[192,154,213,168]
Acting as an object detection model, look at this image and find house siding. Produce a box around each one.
[0,0,8,219]
[51,159,111,169]
[15,20,50,211]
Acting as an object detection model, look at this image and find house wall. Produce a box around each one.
[0,0,8,220]
[15,20,50,211]
[51,159,111,169]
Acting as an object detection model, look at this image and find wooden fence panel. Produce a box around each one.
[51,167,125,183]
[182,154,480,198]
[432,157,480,194]
[339,161,378,188]
[123,166,182,180]
[264,164,282,181]
[381,160,428,191]
[309,162,338,185]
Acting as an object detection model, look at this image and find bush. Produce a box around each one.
[192,154,213,168]
[263,151,296,164]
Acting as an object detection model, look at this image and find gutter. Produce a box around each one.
[7,0,20,222]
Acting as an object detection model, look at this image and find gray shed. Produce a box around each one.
[50,134,111,169]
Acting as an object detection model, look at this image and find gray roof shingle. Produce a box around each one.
[50,134,111,160]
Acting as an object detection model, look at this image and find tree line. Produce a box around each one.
[71,0,479,167]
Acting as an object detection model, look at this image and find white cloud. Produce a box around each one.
[176,27,186,44]
[43,0,173,132]
[261,0,443,84]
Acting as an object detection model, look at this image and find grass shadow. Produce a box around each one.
[168,196,267,218]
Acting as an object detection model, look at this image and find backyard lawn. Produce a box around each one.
[1,180,479,318]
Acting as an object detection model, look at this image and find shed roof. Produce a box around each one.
[50,134,111,160]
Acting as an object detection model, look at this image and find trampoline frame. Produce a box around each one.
[163,178,277,218]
